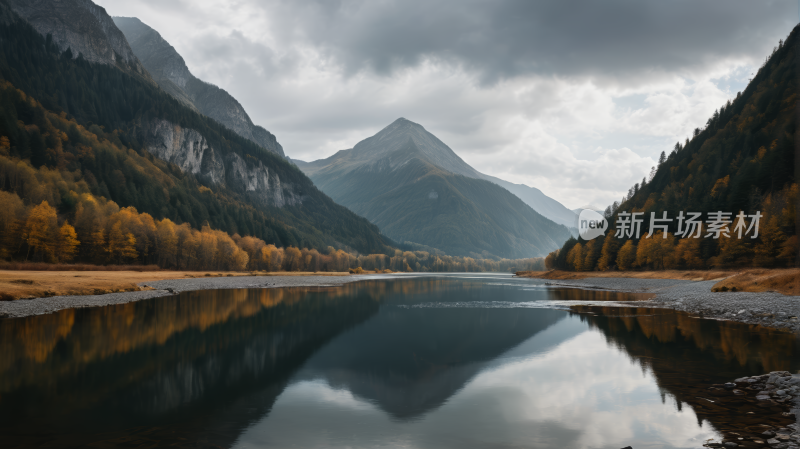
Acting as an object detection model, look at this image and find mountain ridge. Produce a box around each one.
[300,118,577,228]
[113,16,286,158]
[298,119,572,258]
[5,0,152,82]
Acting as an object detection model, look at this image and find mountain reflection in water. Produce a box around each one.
[0,274,796,449]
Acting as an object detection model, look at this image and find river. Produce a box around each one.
[0,273,797,448]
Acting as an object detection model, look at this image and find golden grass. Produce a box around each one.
[516,268,800,296]
[711,269,800,296]
[0,270,361,301]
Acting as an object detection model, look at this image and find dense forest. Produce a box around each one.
[548,26,798,271]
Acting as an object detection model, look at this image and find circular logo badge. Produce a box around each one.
[576,209,608,240]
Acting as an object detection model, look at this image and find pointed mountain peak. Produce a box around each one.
[348,118,478,177]
[383,117,425,133]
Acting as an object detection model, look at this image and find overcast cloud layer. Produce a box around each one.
[97,0,797,209]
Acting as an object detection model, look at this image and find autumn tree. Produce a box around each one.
[616,240,637,270]
[0,190,25,259]
[23,201,58,261]
[56,223,80,262]
[674,238,704,269]
[566,243,583,271]
[283,247,302,271]
[156,219,178,268]
[108,221,138,263]
[597,234,621,271]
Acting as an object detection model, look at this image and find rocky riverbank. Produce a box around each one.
[701,372,799,448]
[0,274,369,318]
[541,277,800,333]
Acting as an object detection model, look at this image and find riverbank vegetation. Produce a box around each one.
[518,268,800,296]
[546,183,797,273]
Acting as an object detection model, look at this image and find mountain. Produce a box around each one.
[112,17,285,158]
[551,25,798,271]
[298,118,572,259]
[4,0,151,82]
[480,175,578,228]
[0,0,393,255]
[571,204,603,215]
[299,120,576,228]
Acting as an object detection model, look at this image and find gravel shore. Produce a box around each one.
[543,277,800,333]
[0,275,362,318]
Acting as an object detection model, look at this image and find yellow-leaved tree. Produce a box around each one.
[56,223,80,262]
[108,221,138,263]
[566,243,583,271]
[23,201,58,261]
[616,240,637,270]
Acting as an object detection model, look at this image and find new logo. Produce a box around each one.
[576,209,607,240]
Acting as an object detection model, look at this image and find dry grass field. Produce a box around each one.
[516,268,800,296]
[0,270,354,301]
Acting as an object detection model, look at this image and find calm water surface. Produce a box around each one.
[0,273,798,448]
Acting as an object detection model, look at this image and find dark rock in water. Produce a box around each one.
[620,446,633,449]
[724,382,736,390]
[763,430,776,438]
[723,442,738,448]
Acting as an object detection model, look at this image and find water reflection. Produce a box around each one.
[0,275,796,449]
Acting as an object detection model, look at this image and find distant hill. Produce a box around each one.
[571,205,603,215]
[298,118,572,259]
[113,16,285,158]
[481,175,577,229]
[550,25,798,271]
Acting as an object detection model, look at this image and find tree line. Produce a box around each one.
[548,183,797,271]
[0,185,544,273]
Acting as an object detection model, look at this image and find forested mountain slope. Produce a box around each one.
[113,16,285,158]
[300,119,572,259]
[4,0,152,82]
[550,26,798,271]
[0,0,393,257]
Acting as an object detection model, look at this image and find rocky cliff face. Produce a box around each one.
[114,16,286,158]
[145,120,300,208]
[6,0,151,80]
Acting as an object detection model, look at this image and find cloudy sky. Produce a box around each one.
[97,0,797,209]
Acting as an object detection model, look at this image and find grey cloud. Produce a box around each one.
[265,0,795,83]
